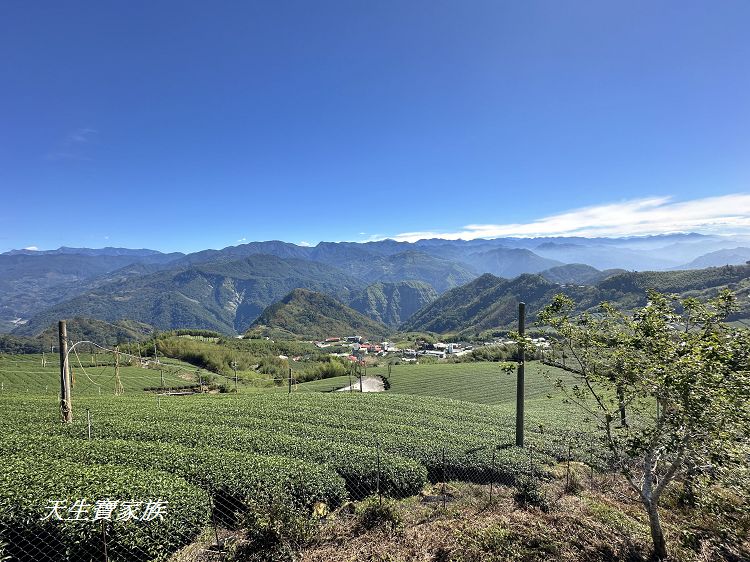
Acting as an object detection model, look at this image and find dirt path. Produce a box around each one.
[335,376,385,393]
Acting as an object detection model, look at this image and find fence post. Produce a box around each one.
[515,302,526,447]
[589,433,595,490]
[288,368,292,395]
[489,447,496,504]
[101,520,109,562]
[86,408,92,440]
[441,447,446,509]
[376,440,382,506]
[58,320,72,423]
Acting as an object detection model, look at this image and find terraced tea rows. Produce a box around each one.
[0,359,592,560]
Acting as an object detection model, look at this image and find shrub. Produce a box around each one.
[355,496,401,533]
[513,476,549,512]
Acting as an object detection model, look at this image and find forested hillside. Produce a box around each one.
[248,288,390,340]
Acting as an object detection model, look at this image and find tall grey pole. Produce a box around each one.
[58,320,72,423]
[515,302,525,447]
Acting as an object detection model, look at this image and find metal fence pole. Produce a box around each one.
[515,303,525,447]
[441,447,446,509]
[489,447,496,504]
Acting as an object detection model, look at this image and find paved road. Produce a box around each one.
[335,376,385,393]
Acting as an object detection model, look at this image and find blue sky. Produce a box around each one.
[1,1,749,253]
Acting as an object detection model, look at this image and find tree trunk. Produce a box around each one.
[617,385,627,427]
[646,500,668,560]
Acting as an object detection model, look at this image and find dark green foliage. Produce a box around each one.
[513,476,549,512]
[404,265,750,336]
[355,496,402,532]
[0,334,43,354]
[237,498,319,562]
[0,318,153,354]
[539,263,624,285]
[0,434,347,517]
[0,455,209,562]
[250,289,390,340]
[403,273,594,335]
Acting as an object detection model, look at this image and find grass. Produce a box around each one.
[293,360,580,408]
[0,352,201,395]
[373,361,577,405]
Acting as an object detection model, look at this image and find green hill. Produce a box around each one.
[349,281,438,327]
[540,263,625,285]
[248,288,390,340]
[402,273,597,335]
[0,317,154,353]
[403,265,750,335]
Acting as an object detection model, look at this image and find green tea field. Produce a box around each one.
[0,353,592,561]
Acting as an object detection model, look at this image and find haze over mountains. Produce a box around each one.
[2,233,750,337]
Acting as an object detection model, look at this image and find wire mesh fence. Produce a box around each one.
[0,405,610,561]
[0,345,618,561]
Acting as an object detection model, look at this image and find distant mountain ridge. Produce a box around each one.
[14,255,366,336]
[677,247,750,269]
[4,233,750,336]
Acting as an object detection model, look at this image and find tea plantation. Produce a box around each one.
[0,355,586,560]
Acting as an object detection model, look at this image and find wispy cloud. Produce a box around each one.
[236,237,247,244]
[388,194,750,242]
[23,246,39,251]
[46,128,98,161]
[298,241,312,247]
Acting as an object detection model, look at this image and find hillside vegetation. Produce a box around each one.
[248,288,390,340]
[404,265,750,336]
[349,281,438,327]
[17,255,366,336]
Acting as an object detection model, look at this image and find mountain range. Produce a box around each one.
[2,233,749,337]
[403,264,750,337]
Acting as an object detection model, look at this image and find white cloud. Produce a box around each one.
[46,127,98,161]
[298,241,312,247]
[67,128,97,143]
[389,194,750,242]
[236,237,247,243]
[23,246,39,251]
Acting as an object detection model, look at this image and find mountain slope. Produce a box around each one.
[404,265,750,335]
[461,247,562,277]
[248,289,390,340]
[540,264,625,285]
[678,247,750,269]
[0,317,154,353]
[402,273,598,335]
[0,252,183,332]
[349,281,438,327]
[363,251,477,293]
[15,255,365,336]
